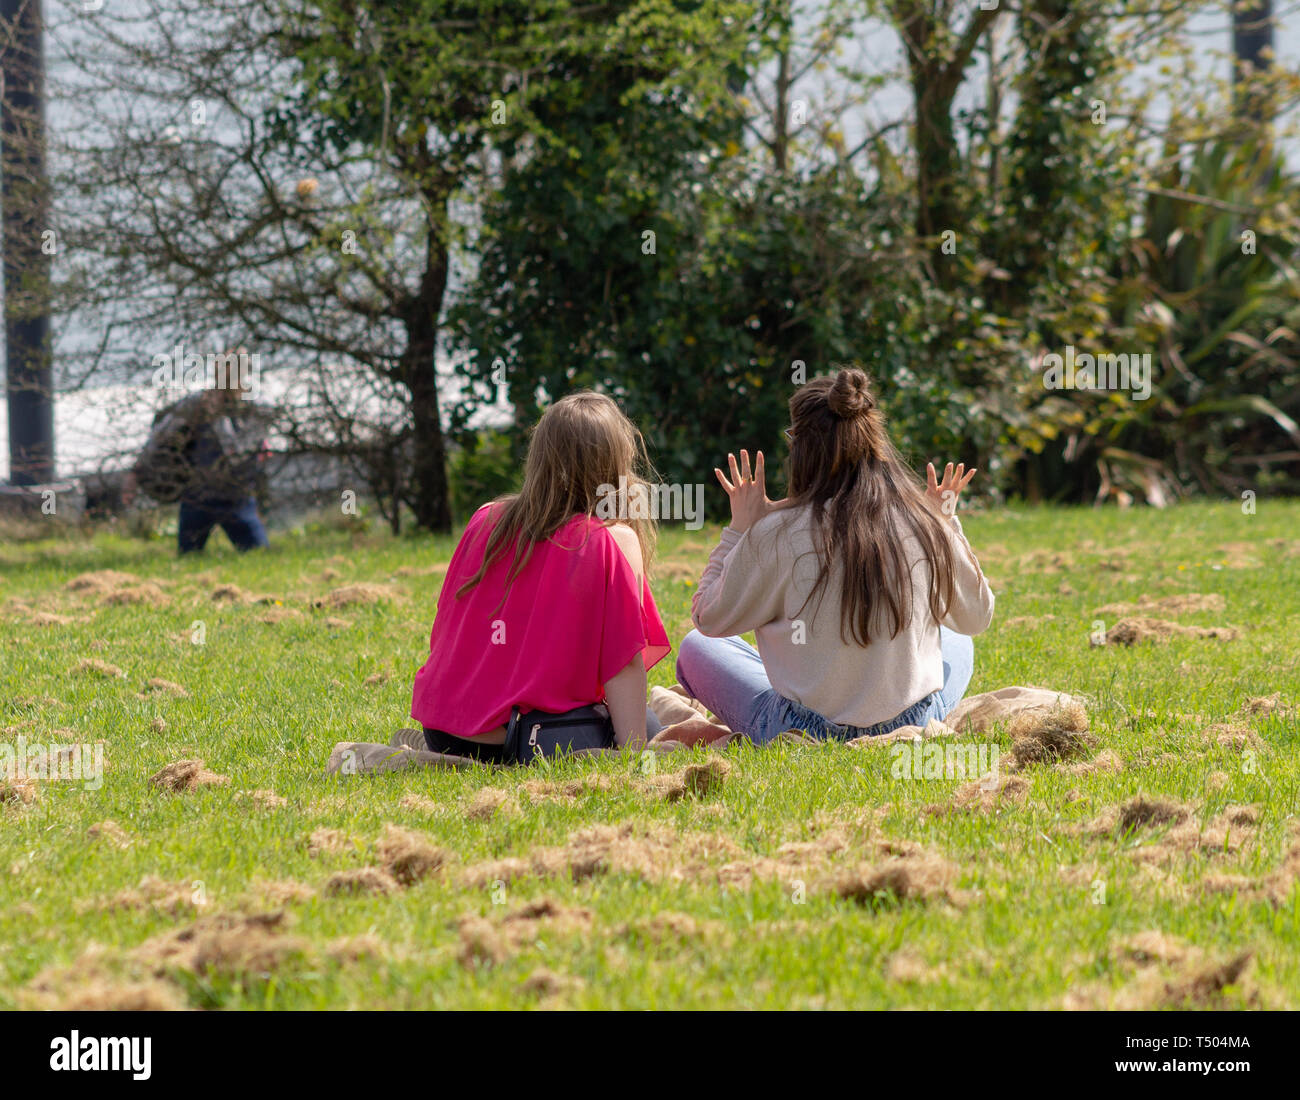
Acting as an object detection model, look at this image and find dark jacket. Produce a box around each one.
[139,393,270,507]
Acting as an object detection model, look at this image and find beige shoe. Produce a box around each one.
[650,685,711,727]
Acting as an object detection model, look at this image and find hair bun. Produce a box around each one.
[827,368,874,419]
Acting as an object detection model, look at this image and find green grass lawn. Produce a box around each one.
[1,501,1297,1010]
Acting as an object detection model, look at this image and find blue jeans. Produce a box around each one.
[675,627,974,745]
[178,497,269,554]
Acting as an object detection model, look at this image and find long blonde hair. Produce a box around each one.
[457,392,658,599]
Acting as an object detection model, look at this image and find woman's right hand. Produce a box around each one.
[715,449,782,533]
[926,461,977,516]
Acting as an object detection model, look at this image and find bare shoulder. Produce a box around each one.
[606,522,644,579]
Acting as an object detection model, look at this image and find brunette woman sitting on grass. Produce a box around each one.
[406,392,670,765]
[677,367,994,743]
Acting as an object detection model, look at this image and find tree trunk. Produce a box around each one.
[399,195,453,533]
[913,70,960,244]
[1,0,53,486]
[390,450,401,536]
[773,44,790,174]
[888,2,1000,286]
[1232,1,1273,126]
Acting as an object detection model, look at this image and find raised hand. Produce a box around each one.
[714,449,781,534]
[926,461,977,517]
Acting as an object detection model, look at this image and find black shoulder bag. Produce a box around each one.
[504,703,616,764]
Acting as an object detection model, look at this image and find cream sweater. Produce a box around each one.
[690,505,995,728]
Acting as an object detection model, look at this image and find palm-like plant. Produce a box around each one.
[1102,137,1300,500]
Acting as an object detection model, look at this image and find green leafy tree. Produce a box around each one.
[272,0,745,531]
[451,49,906,507]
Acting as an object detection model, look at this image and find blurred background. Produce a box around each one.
[1,0,1298,535]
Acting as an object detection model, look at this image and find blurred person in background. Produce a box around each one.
[124,362,272,554]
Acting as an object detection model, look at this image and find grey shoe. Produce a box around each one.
[327,740,486,776]
[389,727,427,750]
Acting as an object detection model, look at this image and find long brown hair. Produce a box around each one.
[785,368,957,645]
[456,391,657,600]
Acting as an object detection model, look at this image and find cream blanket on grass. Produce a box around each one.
[648,683,1086,748]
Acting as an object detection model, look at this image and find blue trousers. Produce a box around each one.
[675,627,974,744]
[178,497,269,554]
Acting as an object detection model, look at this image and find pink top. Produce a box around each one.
[410,504,671,737]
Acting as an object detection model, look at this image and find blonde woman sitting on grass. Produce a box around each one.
[406,392,670,764]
